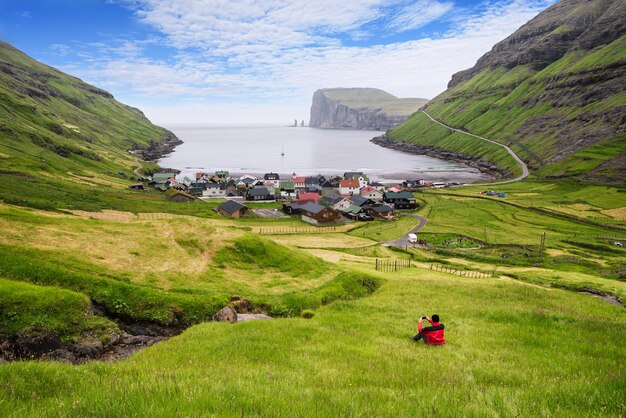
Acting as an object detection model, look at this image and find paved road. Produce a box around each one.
[386,213,428,247]
[421,110,529,185]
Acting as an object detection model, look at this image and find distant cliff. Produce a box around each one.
[309,88,428,130]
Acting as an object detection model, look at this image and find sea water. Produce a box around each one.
[158,125,491,182]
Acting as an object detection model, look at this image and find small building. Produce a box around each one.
[347,195,372,208]
[297,192,321,202]
[215,170,230,179]
[217,200,248,218]
[383,190,417,209]
[369,181,386,191]
[360,186,383,202]
[247,187,274,201]
[282,202,306,215]
[320,195,352,211]
[368,205,395,219]
[292,176,307,190]
[344,172,369,188]
[264,172,281,189]
[167,190,196,203]
[300,202,341,225]
[202,183,226,198]
[188,182,207,196]
[279,180,296,199]
[129,183,144,190]
[153,172,177,183]
[338,179,360,196]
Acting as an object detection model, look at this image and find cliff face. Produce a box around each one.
[309,88,428,130]
[388,0,626,184]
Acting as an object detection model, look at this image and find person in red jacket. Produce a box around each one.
[413,314,445,345]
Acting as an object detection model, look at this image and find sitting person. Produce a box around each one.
[413,314,445,345]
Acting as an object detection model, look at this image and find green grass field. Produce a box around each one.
[1,266,624,417]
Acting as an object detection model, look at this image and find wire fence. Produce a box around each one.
[429,264,495,279]
[570,233,626,240]
[258,226,338,234]
[375,258,411,272]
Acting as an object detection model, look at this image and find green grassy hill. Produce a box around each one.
[322,88,428,116]
[0,41,190,212]
[389,0,626,184]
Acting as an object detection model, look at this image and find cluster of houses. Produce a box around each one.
[141,170,420,224]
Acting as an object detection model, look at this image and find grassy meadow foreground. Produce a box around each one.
[0,178,625,417]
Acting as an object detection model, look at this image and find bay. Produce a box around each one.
[158,125,491,182]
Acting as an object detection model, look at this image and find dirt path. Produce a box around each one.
[133,157,144,178]
[422,110,529,185]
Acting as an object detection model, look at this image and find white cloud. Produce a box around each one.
[58,0,556,124]
[387,0,454,32]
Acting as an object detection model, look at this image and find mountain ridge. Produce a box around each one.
[385,0,626,184]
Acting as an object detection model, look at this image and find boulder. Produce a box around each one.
[212,306,238,323]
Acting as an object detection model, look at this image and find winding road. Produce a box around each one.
[386,213,428,247]
[421,110,529,185]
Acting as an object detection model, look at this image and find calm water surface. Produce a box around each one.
[159,125,490,182]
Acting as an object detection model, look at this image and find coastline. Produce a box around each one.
[139,130,183,161]
[370,134,508,180]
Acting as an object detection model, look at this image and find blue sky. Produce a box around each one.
[1,0,555,124]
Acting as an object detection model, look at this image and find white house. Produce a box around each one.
[360,186,384,202]
[338,179,360,196]
[202,183,226,198]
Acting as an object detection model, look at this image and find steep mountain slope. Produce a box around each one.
[0,41,184,210]
[0,41,178,182]
[309,88,428,130]
[386,0,626,184]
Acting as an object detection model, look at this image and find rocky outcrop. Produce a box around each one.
[371,134,506,179]
[138,131,182,161]
[212,306,238,323]
[309,88,427,130]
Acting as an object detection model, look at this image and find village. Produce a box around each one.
[129,170,448,225]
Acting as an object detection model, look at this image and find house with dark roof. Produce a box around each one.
[383,190,417,209]
[300,202,341,225]
[263,173,280,188]
[368,204,395,219]
[347,195,372,208]
[320,195,352,211]
[247,187,274,201]
[188,182,207,196]
[167,190,196,203]
[202,182,226,198]
[282,202,306,215]
[129,183,144,190]
[217,200,248,218]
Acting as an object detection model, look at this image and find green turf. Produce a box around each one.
[0,268,623,417]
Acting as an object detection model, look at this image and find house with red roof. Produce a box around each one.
[296,192,321,202]
[338,179,360,196]
[360,186,383,202]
